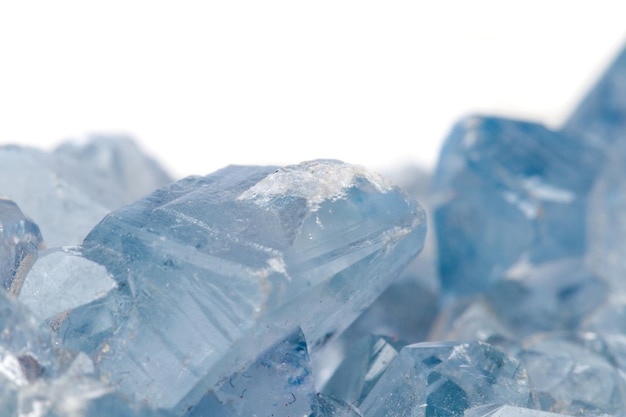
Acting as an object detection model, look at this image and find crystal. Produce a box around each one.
[54,135,173,206]
[0,198,44,295]
[322,335,400,406]
[358,341,535,417]
[517,332,626,415]
[18,247,116,321]
[46,160,426,412]
[0,136,171,247]
[184,327,316,417]
[464,404,572,417]
[432,116,604,296]
[563,45,626,145]
[486,258,607,336]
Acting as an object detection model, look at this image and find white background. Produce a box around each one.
[1,1,625,178]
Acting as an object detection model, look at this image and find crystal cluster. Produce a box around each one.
[1,43,626,417]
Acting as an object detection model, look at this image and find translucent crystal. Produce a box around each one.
[184,327,316,417]
[464,404,572,417]
[51,160,426,412]
[54,135,172,205]
[563,44,626,145]
[0,136,171,247]
[322,335,399,406]
[359,341,535,417]
[19,247,116,321]
[486,258,607,336]
[432,116,604,296]
[311,393,363,417]
[18,353,175,417]
[518,332,626,415]
[0,198,44,295]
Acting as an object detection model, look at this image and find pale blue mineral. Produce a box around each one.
[50,160,426,413]
[18,247,116,321]
[359,341,535,417]
[0,136,171,247]
[563,44,626,145]
[0,198,45,295]
[486,258,607,336]
[17,352,175,417]
[185,327,316,417]
[322,335,400,406]
[432,116,604,296]
[0,289,58,415]
[464,404,572,417]
[518,332,626,415]
[54,135,172,206]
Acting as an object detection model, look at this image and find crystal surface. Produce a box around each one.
[518,332,626,415]
[486,258,607,336]
[0,136,171,247]
[464,404,572,417]
[322,335,400,406]
[50,160,426,412]
[184,327,316,417]
[432,116,604,296]
[0,198,44,295]
[359,341,535,417]
[18,247,116,321]
[563,44,626,145]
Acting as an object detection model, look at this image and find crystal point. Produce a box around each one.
[0,198,44,295]
[359,341,535,417]
[51,160,426,412]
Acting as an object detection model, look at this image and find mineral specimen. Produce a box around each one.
[27,159,425,414]
[2,41,626,417]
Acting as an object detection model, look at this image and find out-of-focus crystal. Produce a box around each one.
[563,44,626,145]
[50,160,426,412]
[0,136,171,247]
[0,198,45,295]
[432,116,604,296]
[359,340,535,417]
[487,258,607,336]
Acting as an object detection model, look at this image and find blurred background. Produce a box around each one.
[1,1,625,178]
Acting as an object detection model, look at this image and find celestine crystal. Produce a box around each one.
[3,42,626,416]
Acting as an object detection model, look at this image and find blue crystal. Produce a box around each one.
[358,341,535,417]
[464,404,572,417]
[18,246,116,321]
[49,160,426,412]
[432,116,604,296]
[0,136,171,247]
[518,332,626,415]
[185,327,316,417]
[563,44,626,145]
[486,258,607,335]
[0,198,44,295]
[322,335,400,406]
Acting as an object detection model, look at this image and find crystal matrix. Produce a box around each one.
[47,160,426,413]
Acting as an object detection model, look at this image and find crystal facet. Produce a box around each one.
[359,341,535,417]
